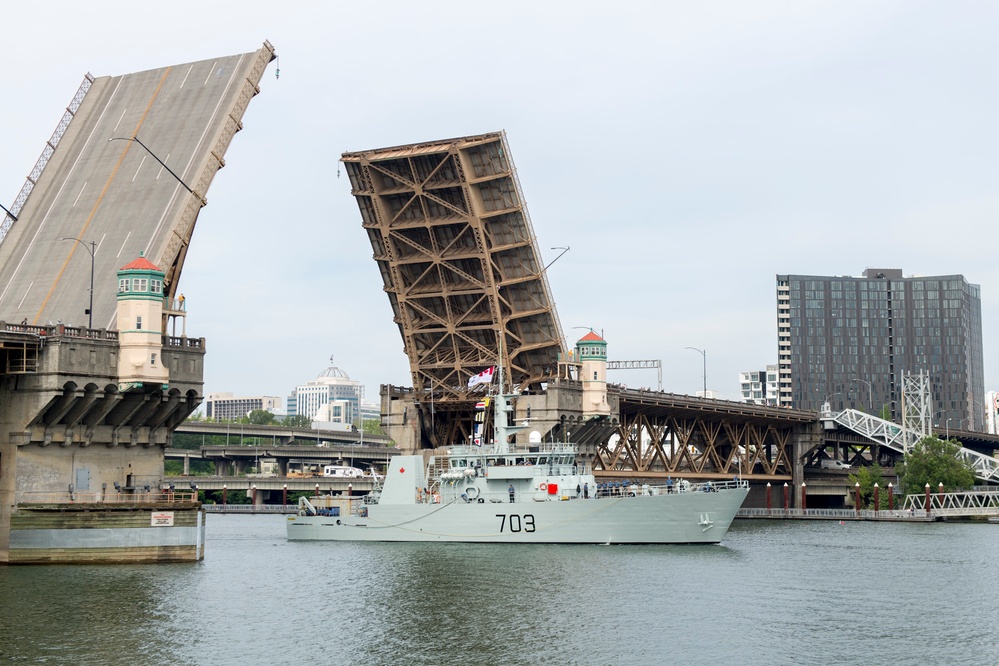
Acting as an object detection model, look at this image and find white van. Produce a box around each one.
[820,459,851,470]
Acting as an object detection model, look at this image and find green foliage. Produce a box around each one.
[201,489,251,505]
[284,414,313,428]
[247,409,277,425]
[164,459,214,476]
[897,436,976,496]
[847,464,891,509]
[879,404,892,421]
[360,418,383,436]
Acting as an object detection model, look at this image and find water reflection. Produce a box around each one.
[2,516,998,666]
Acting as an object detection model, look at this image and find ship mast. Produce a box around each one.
[493,329,526,454]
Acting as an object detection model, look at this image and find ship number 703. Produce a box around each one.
[495,514,536,533]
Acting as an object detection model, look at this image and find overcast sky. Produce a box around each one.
[3,1,998,406]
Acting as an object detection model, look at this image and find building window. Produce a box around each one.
[593,371,598,380]
[150,279,162,294]
[151,353,157,366]
[118,278,130,293]
[133,278,148,292]
[136,315,142,330]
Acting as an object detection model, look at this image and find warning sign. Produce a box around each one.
[151,511,175,527]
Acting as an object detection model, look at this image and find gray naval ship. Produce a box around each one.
[287,369,749,544]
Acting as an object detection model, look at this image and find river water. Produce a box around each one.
[2,515,997,665]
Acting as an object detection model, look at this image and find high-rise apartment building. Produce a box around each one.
[776,269,985,430]
[739,365,779,405]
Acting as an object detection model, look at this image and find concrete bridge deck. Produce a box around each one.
[0,42,276,328]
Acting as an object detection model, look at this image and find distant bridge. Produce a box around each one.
[173,421,391,447]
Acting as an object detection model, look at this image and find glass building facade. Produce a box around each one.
[776,269,984,430]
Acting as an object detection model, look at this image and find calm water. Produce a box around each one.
[2,516,997,665]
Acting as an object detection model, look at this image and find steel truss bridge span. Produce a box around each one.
[824,408,999,483]
[343,132,565,448]
[600,389,818,481]
[900,489,999,518]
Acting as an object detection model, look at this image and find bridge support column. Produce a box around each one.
[792,421,824,508]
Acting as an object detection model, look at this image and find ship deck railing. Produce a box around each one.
[423,479,749,504]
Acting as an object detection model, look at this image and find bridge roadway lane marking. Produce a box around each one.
[0,77,124,309]
[31,68,172,325]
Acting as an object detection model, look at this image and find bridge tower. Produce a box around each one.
[343,132,565,449]
[577,330,610,419]
[116,254,169,391]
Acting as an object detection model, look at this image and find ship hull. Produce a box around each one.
[286,488,748,544]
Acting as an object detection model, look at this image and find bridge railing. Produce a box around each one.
[164,336,205,348]
[17,490,198,505]
[1,73,95,244]
[737,507,933,520]
[202,504,296,514]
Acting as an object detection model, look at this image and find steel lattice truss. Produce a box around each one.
[829,408,999,482]
[901,489,999,517]
[343,132,565,402]
[901,371,933,443]
[598,409,796,480]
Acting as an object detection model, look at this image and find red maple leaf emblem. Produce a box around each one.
[399,467,405,474]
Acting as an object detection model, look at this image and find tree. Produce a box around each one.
[247,409,277,425]
[848,463,890,509]
[896,435,976,496]
[360,418,383,436]
[284,414,312,428]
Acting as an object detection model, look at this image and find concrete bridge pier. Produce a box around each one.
[793,422,825,508]
[0,329,206,563]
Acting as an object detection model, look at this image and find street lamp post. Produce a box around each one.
[821,392,841,415]
[58,238,96,329]
[109,136,197,195]
[852,378,872,412]
[685,347,706,398]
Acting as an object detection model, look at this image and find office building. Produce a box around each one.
[205,393,283,421]
[289,360,364,425]
[776,269,984,430]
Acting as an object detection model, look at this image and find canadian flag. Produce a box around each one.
[467,366,495,389]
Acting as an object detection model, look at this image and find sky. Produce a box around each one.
[2,1,998,406]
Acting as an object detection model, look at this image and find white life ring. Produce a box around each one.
[540,482,548,492]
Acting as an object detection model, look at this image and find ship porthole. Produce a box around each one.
[336,519,341,525]
[465,486,479,498]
